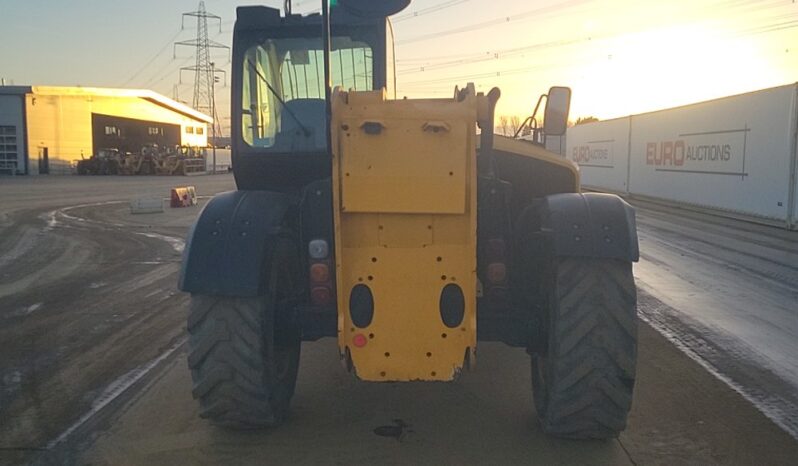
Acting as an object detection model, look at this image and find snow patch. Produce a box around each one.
[135,232,185,253]
[26,302,42,313]
[43,210,59,231]
[6,302,44,318]
[41,201,126,231]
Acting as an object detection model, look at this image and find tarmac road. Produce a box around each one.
[632,200,798,438]
[0,175,796,465]
[0,175,235,465]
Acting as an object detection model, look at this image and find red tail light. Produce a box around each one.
[310,263,330,283]
[308,239,335,306]
[484,238,508,293]
[311,286,332,306]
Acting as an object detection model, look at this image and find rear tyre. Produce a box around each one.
[531,258,637,439]
[187,241,301,429]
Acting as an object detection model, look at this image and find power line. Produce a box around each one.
[396,0,589,45]
[399,62,562,88]
[392,0,471,23]
[397,51,490,63]
[398,12,797,90]
[296,0,469,20]
[142,55,194,89]
[397,36,587,75]
[739,19,798,34]
[396,0,783,47]
[396,0,794,78]
[119,29,183,87]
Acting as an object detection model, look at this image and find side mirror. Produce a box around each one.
[543,86,571,136]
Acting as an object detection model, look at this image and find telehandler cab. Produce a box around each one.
[179,0,639,439]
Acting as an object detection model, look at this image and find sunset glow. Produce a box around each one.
[391,0,798,121]
[1,0,796,129]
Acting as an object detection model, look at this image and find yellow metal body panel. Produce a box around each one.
[341,118,467,214]
[331,89,478,382]
[492,135,581,191]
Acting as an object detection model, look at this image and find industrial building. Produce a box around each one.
[0,86,212,175]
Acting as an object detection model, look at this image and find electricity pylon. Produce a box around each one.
[174,1,229,139]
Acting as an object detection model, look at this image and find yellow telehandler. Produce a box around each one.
[180,0,638,439]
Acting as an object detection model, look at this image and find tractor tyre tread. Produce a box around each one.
[534,258,637,439]
[188,295,283,429]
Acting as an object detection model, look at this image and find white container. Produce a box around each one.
[628,84,797,222]
[206,148,232,172]
[566,117,631,194]
[130,197,164,214]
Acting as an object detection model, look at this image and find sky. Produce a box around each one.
[1,0,796,135]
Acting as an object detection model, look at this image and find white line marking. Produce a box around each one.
[38,200,192,448]
[46,337,187,449]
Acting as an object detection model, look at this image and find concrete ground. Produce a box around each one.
[0,174,795,465]
[632,199,798,437]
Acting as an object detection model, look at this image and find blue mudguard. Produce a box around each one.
[539,193,639,262]
[179,190,293,296]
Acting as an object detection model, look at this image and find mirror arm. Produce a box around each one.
[513,115,533,138]
[530,93,547,127]
[513,93,547,139]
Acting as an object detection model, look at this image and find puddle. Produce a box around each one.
[373,419,411,440]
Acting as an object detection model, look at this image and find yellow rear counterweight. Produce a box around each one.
[331,88,480,381]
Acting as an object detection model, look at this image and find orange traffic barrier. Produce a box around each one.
[170,186,197,208]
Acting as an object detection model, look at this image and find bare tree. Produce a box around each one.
[574,116,599,125]
[510,115,521,136]
[498,116,509,136]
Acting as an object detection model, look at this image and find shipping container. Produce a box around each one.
[544,134,567,156]
[566,117,631,193]
[566,83,798,227]
[629,84,796,222]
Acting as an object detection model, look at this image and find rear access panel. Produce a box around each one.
[331,89,478,381]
